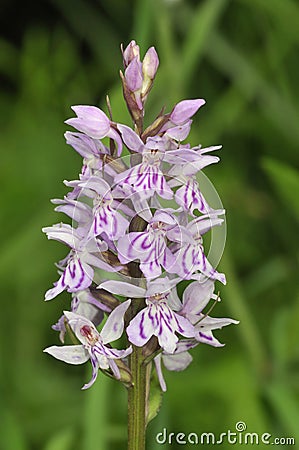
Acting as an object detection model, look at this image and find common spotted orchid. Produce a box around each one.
[43,40,238,450]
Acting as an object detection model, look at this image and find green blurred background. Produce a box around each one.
[0,0,299,449]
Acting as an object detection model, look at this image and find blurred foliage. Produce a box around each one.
[0,0,298,449]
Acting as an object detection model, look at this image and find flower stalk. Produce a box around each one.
[128,345,147,450]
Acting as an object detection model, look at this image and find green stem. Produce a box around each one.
[127,346,147,450]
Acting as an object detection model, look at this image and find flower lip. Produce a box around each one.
[80,325,99,345]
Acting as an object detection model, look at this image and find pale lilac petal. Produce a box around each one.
[114,164,173,200]
[107,128,123,157]
[64,131,107,158]
[162,351,193,371]
[150,210,176,226]
[52,198,92,225]
[145,277,180,297]
[170,99,206,125]
[117,124,144,152]
[161,247,176,273]
[101,299,131,344]
[197,316,239,331]
[165,121,191,141]
[82,252,122,273]
[164,148,213,165]
[79,177,111,197]
[98,280,146,298]
[187,214,224,236]
[108,359,121,379]
[181,279,215,315]
[173,339,199,353]
[154,354,167,392]
[45,275,65,301]
[66,105,110,139]
[44,345,89,364]
[42,224,80,249]
[190,251,226,285]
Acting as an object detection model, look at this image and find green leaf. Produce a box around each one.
[147,370,163,425]
[262,157,299,221]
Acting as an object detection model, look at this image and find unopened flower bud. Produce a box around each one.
[125,57,143,92]
[122,40,140,68]
[142,47,159,80]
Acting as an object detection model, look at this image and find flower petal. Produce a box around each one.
[117,124,144,152]
[101,299,131,344]
[181,279,215,315]
[154,354,167,392]
[170,99,205,125]
[44,345,89,365]
[126,309,154,347]
[66,105,110,139]
[162,351,193,371]
[82,353,100,389]
[98,280,146,298]
[64,258,94,292]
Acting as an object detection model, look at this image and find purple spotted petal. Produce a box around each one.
[45,276,66,301]
[91,205,129,240]
[175,179,211,215]
[115,164,173,201]
[82,353,100,389]
[126,309,154,347]
[63,258,94,293]
[175,243,226,284]
[173,312,195,338]
[127,301,194,354]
